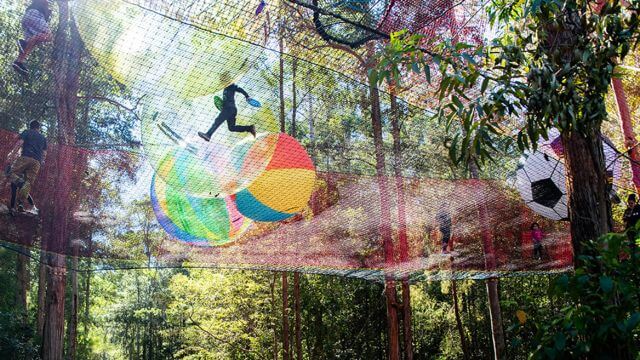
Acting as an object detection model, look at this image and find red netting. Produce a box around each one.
[0,0,594,281]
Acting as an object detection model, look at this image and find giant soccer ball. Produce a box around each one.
[538,129,622,184]
[516,151,568,221]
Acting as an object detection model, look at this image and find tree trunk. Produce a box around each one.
[307,83,316,162]
[291,59,298,138]
[271,273,279,360]
[562,130,611,257]
[42,2,82,358]
[611,78,640,193]
[84,234,92,335]
[452,279,469,360]
[468,162,505,359]
[15,245,30,324]
[384,283,401,360]
[485,280,505,359]
[294,273,302,360]
[42,253,67,360]
[311,307,324,360]
[37,251,47,339]
[282,273,290,360]
[67,242,79,360]
[389,87,412,360]
[368,72,400,360]
[279,36,286,133]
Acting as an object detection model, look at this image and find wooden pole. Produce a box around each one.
[294,273,302,360]
[452,278,469,360]
[282,273,290,360]
[469,163,505,359]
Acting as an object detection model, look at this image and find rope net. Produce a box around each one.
[0,0,613,281]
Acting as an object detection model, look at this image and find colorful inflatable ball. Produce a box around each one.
[150,174,252,246]
[235,133,316,222]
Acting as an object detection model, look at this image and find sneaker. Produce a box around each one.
[197,132,211,142]
[26,207,39,216]
[17,39,26,54]
[17,204,25,213]
[12,61,28,76]
[249,126,256,138]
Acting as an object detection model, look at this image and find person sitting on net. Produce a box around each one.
[3,120,47,215]
[12,0,53,77]
[198,74,256,141]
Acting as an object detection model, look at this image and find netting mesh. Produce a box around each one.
[0,0,621,281]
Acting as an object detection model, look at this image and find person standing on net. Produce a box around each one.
[3,121,47,215]
[198,77,256,141]
[530,222,544,260]
[12,0,53,77]
[436,203,452,254]
[623,194,640,253]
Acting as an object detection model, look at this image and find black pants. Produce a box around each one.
[441,228,451,252]
[206,107,252,137]
[10,183,33,209]
[533,242,543,260]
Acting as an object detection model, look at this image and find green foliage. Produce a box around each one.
[527,232,640,358]
[0,311,39,360]
[371,0,640,168]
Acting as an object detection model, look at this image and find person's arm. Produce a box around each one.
[9,131,27,159]
[9,139,23,159]
[42,139,47,164]
[236,85,250,99]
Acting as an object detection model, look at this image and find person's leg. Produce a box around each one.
[226,114,255,135]
[8,157,30,185]
[10,183,18,209]
[16,31,51,63]
[205,110,232,137]
[441,228,450,253]
[16,158,40,208]
[17,10,52,63]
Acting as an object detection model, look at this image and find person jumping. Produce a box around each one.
[12,0,53,77]
[198,81,256,142]
[3,121,47,215]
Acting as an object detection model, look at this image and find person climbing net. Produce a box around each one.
[1,120,46,216]
[12,0,53,77]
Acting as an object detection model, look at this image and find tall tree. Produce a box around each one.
[367,63,401,360]
[42,1,83,358]
[372,0,640,256]
[388,86,413,359]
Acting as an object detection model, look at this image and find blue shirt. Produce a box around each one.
[20,129,47,163]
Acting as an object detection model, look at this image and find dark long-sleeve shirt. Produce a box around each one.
[222,84,249,109]
[623,204,640,230]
